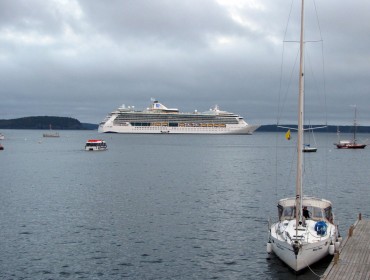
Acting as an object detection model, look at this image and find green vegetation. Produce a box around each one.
[0,116,97,130]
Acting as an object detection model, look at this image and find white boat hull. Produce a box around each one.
[270,234,332,271]
[98,100,259,135]
[85,139,107,151]
[85,147,107,151]
[43,134,59,138]
[98,123,259,135]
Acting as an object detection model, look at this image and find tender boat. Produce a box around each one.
[85,139,107,151]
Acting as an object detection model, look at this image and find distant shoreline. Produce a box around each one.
[1,117,369,133]
[257,125,370,133]
[0,116,98,130]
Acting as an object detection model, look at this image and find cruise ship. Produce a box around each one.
[98,100,259,134]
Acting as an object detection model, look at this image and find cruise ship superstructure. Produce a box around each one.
[98,100,259,134]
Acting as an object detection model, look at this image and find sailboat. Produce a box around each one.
[334,106,366,149]
[43,124,60,138]
[303,126,317,153]
[267,0,337,272]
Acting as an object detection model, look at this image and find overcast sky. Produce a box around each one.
[1,0,369,125]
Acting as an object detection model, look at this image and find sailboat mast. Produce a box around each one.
[353,105,357,144]
[296,0,305,228]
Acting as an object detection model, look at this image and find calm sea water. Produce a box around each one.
[1,130,369,279]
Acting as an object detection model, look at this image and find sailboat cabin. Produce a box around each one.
[277,196,333,223]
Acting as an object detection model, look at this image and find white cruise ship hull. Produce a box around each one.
[98,100,259,135]
[98,123,259,134]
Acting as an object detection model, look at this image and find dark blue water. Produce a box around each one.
[1,130,369,279]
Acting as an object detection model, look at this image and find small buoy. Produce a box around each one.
[329,244,335,255]
[335,241,340,251]
[266,242,272,253]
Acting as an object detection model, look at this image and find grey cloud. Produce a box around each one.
[77,0,246,48]
[0,0,369,125]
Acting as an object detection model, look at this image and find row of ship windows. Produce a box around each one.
[114,116,238,122]
[116,113,237,118]
[114,122,228,127]
[114,119,237,125]
[132,126,228,130]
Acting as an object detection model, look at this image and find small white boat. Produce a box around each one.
[85,139,107,151]
[303,144,317,153]
[43,132,59,138]
[43,125,60,138]
[0,133,4,140]
[303,125,317,153]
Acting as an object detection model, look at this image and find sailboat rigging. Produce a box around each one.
[267,0,337,272]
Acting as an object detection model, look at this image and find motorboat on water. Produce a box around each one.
[85,139,107,151]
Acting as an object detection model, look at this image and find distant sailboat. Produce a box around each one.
[303,126,317,153]
[0,132,4,150]
[335,106,366,149]
[43,124,60,138]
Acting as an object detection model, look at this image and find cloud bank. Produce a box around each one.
[1,0,369,125]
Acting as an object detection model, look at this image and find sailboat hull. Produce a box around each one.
[335,106,366,149]
[270,235,332,272]
[336,143,366,149]
[303,147,317,153]
[268,197,336,272]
